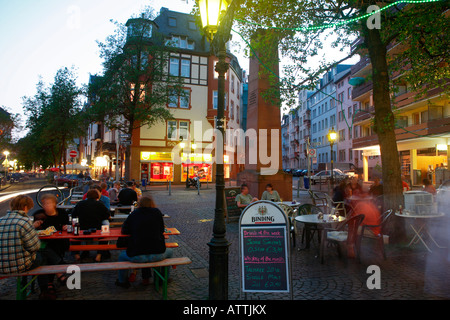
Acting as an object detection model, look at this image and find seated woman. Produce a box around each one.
[235,184,258,209]
[33,194,70,283]
[115,195,173,288]
[72,189,111,262]
[261,184,281,202]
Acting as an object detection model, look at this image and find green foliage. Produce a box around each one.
[88,11,185,135]
[18,67,85,170]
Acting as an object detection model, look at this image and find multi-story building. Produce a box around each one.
[334,68,362,173]
[281,114,290,170]
[298,89,313,169]
[309,64,352,171]
[84,8,245,184]
[350,39,450,184]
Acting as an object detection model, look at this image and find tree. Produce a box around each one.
[234,0,449,242]
[21,68,85,172]
[89,9,186,180]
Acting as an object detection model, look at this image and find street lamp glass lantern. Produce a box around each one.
[198,0,231,40]
[328,128,337,143]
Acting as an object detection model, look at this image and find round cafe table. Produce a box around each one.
[276,201,301,208]
[295,214,346,249]
[395,211,446,253]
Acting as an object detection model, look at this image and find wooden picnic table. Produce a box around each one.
[38,227,180,240]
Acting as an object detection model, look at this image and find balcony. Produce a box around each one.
[352,80,373,100]
[351,56,371,78]
[353,106,375,124]
[352,117,450,149]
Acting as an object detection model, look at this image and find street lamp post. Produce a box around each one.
[328,127,337,186]
[198,0,237,300]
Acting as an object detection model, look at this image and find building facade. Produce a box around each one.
[350,38,450,185]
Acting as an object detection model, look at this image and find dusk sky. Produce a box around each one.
[0,0,356,139]
[0,0,200,128]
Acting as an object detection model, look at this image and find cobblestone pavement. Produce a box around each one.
[1,184,449,300]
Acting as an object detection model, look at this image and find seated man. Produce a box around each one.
[33,194,70,284]
[72,189,111,262]
[235,184,258,209]
[0,195,56,300]
[118,181,138,206]
[115,195,173,288]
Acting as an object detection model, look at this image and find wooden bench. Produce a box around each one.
[0,257,191,300]
[68,243,179,251]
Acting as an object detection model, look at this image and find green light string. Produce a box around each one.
[235,0,444,32]
[232,0,446,140]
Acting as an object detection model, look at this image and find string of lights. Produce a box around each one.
[235,0,444,32]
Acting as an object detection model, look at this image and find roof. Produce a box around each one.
[152,7,210,54]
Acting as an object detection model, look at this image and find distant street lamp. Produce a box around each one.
[198,0,237,300]
[328,127,337,185]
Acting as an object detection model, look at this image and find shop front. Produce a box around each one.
[140,151,214,184]
[140,152,174,183]
[181,153,213,183]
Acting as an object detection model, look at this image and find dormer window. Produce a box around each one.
[165,36,195,50]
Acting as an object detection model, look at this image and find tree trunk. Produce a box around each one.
[364,26,406,243]
[124,121,134,181]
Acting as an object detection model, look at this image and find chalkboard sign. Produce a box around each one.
[239,201,292,295]
[224,187,242,223]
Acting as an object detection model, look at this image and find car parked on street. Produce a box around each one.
[309,169,349,184]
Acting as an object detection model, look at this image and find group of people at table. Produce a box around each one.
[0,181,172,300]
[234,177,396,240]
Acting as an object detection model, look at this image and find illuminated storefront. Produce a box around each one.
[181,153,213,182]
[140,152,174,182]
[140,151,214,183]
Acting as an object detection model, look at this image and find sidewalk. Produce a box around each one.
[1,184,449,300]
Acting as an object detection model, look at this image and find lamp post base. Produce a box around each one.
[207,234,230,300]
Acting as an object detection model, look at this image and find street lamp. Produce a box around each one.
[198,0,236,300]
[328,127,337,185]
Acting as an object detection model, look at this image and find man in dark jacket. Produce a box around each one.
[72,189,111,262]
[115,195,172,288]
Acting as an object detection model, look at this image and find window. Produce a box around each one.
[230,100,234,119]
[169,58,179,76]
[167,120,189,141]
[339,129,345,141]
[170,57,191,78]
[349,148,353,161]
[180,89,190,109]
[167,121,178,140]
[166,36,195,50]
[181,59,190,78]
[213,91,227,110]
[168,88,190,109]
[231,75,235,93]
[348,87,352,99]
[168,17,177,27]
[179,121,189,139]
[213,91,218,109]
[236,105,240,124]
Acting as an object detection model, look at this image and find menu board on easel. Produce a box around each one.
[224,187,242,223]
[239,201,292,296]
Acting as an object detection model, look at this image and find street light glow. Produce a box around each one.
[198,0,231,40]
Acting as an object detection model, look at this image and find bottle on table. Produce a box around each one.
[67,214,73,233]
